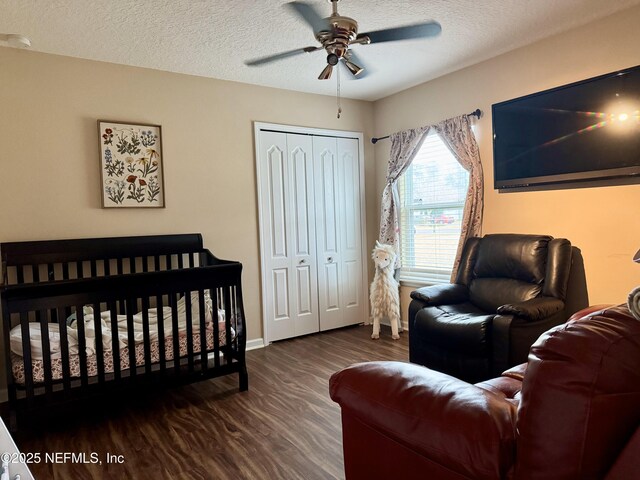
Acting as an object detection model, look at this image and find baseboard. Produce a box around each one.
[246,338,265,351]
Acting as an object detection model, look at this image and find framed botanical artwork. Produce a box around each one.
[98,120,165,208]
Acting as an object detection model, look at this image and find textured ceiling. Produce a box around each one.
[1,0,639,101]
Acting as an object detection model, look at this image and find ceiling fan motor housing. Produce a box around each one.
[316,14,358,60]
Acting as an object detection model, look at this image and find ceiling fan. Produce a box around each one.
[245,0,442,80]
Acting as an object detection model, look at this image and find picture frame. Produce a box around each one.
[98,120,165,208]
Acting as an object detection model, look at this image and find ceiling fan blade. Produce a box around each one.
[357,21,442,43]
[245,46,321,66]
[285,2,330,33]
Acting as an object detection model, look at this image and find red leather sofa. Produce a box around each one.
[329,305,640,479]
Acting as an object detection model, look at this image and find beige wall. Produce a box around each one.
[0,48,376,343]
[374,5,640,315]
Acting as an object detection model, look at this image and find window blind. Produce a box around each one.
[398,131,469,285]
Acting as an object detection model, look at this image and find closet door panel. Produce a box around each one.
[344,260,359,308]
[296,265,313,314]
[259,131,294,341]
[287,134,319,336]
[324,262,340,310]
[313,136,344,330]
[268,146,288,258]
[320,149,338,255]
[337,137,365,324]
[272,269,290,319]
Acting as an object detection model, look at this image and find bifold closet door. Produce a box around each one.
[258,131,319,342]
[313,136,365,331]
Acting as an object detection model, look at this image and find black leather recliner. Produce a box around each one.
[409,234,588,383]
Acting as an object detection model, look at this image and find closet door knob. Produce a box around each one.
[299,259,306,265]
[327,257,333,263]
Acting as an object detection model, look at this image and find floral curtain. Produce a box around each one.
[434,115,484,281]
[378,126,431,267]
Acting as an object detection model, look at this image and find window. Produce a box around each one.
[398,131,469,285]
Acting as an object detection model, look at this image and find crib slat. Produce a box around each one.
[1,305,17,413]
[109,302,121,382]
[38,309,54,397]
[76,261,84,279]
[47,263,54,281]
[154,255,161,272]
[188,253,195,268]
[56,307,72,393]
[16,266,24,284]
[167,254,173,270]
[76,306,89,389]
[20,312,35,400]
[142,257,149,273]
[104,259,111,277]
[116,257,123,275]
[212,290,221,369]
[185,292,194,373]
[170,294,180,376]
[141,297,152,376]
[93,302,105,386]
[33,264,40,283]
[62,262,69,280]
[126,298,137,379]
[116,259,126,315]
[90,260,97,278]
[224,287,232,365]
[129,257,136,274]
[199,289,210,371]
[177,254,184,269]
[156,294,166,376]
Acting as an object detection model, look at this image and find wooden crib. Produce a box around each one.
[0,233,247,428]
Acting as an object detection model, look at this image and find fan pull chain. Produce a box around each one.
[336,63,342,119]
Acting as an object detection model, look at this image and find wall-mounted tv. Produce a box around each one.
[492,65,640,191]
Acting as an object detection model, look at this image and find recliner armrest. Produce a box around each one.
[410,283,468,306]
[330,361,517,480]
[497,296,564,321]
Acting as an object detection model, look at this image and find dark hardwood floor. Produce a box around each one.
[14,324,409,480]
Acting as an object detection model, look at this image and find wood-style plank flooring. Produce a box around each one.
[14,325,408,480]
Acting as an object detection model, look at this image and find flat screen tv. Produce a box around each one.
[492,65,640,191]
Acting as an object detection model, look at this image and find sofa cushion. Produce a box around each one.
[473,234,551,283]
[414,303,494,355]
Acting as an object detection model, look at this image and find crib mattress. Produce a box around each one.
[12,322,232,386]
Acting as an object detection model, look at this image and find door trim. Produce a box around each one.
[254,122,367,345]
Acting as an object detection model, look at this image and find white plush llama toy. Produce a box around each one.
[370,241,402,340]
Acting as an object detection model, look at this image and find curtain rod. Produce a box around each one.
[371,108,483,144]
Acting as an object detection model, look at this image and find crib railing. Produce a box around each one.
[1,233,214,286]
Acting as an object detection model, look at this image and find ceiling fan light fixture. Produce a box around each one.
[343,58,363,76]
[318,64,334,80]
[326,53,339,66]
